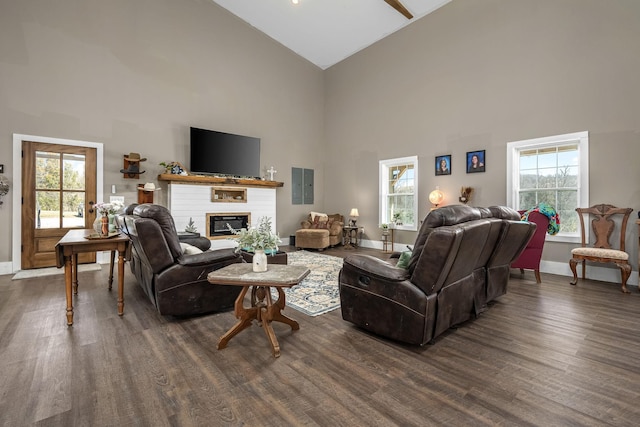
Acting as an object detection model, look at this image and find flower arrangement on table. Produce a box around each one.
[94,201,125,216]
[226,216,281,255]
[91,201,124,234]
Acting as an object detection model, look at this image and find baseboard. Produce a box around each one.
[359,238,407,253]
[0,261,12,276]
[540,260,638,286]
[2,251,116,275]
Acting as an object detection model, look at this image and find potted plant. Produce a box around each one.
[185,217,198,233]
[227,216,281,272]
[380,223,389,236]
[390,212,402,228]
[159,161,187,175]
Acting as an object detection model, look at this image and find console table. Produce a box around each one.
[208,263,310,358]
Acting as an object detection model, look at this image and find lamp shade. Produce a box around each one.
[350,208,359,217]
[428,188,444,206]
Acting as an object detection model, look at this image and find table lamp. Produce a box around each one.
[428,187,444,209]
[349,208,359,226]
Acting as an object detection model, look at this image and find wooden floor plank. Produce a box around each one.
[2,246,640,426]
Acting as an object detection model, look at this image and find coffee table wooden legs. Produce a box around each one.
[267,288,300,331]
[217,285,299,358]
[218,287,254,350]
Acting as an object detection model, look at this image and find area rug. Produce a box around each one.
[12,264,102,280]
[273,250,344,316]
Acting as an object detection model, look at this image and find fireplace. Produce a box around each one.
[206,213,250,238]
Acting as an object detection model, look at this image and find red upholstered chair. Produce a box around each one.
[511,210,548,283]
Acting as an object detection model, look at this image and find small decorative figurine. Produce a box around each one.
[459,187,474,204]
[266,166,277,181]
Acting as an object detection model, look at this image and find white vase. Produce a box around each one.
[252,249,267,272]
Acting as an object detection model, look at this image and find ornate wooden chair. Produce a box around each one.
[569,204,633,293]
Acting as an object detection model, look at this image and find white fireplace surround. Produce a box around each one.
[166,183,277,250]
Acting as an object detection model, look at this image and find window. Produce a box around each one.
[379,156,418,231]
[507,131,589,243]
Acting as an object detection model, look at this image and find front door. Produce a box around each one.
[21,141,98,269]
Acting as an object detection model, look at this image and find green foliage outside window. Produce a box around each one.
[36,154,85,213]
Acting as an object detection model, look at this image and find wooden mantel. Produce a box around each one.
[158,174,284,188]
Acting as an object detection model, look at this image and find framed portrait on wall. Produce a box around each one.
[466,150,486,173]
[435,155,451,176]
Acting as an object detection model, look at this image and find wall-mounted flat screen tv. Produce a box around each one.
[190,127,261,178]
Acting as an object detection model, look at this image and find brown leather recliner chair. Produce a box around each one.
[117,204,242,316]
[339,205,535,345]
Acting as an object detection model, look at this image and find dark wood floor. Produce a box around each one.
[2,246,640,426]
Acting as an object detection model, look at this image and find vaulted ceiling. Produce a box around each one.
[212,0,451,69]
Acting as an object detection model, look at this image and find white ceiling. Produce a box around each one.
[212,0,451,70]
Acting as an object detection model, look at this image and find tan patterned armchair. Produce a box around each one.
[295,212,344,250]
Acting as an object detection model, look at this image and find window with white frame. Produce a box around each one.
[379,156,418,231]
[506,131,589,243]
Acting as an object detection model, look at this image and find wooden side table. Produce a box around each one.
[382,228,395,253]
[381,232,390,252]
[207,263,310,358]
[55,229,130,326]
[343,226,362,248]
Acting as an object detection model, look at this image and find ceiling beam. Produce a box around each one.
[384,0,413,20]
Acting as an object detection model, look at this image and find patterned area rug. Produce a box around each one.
[274,250,344,316]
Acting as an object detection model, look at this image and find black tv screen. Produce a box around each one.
[190,127,261,177]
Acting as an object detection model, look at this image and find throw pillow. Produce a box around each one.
[396,251,412,269]
[317,219,333,229]
[310,217,321,229]
[311,216,332,229]
[310,211,328,222]
[180,242,203,255]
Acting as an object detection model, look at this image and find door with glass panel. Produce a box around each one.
[21,141,97,269]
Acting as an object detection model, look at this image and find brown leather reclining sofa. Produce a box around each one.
[117,204,242,316]
[339,205,535,345]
